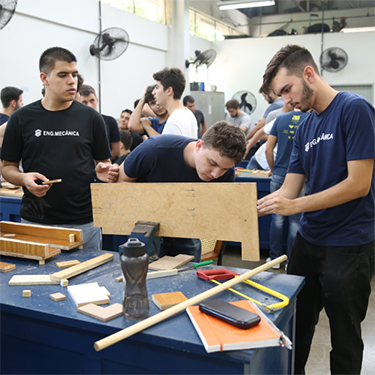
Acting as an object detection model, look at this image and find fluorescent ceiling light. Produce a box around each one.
[218,0,275,10]
[341,26,375,33]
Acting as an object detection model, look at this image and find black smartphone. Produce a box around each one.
[199,298,261,329]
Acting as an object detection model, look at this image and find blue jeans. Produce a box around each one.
[246,156,264,170]
[21,219,102,251]
[269,174,307,260]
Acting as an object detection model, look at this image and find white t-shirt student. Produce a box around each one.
[254,119,277,169]
[162,108,198,138]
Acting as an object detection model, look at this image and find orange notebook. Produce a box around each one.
[186,300,291,353]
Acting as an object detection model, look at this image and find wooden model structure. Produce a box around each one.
[0,221,84,264]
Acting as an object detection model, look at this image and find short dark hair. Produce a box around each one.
[153,67,186,100]
[202,121,246,165]
[183,95,195,106]
[1,86,23,108]
[120,130,133,150]
[79,84,96,97]
[263,44,320,91]
[144,85,156,105]
[225,99,240,110]
[39,47,77,74]
[122,109,133,115]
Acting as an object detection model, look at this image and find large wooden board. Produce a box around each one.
[50,253,114,281]
[91,183,259,261]
[0,221,84,250]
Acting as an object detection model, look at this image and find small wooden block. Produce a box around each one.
[23,290,31,297]
[39,260,45,265]
[0,261,16,272]
[152,292,188,310]
[50,292,66,302]
[55,260,81,269]
[77,303,123,322]
[69,234,75,242]
[146,269,178,279]
[115,275,124,282]
[3,233,16,238]
[8,275,59,285]
[60,279,69,287]
[148,254,194,271]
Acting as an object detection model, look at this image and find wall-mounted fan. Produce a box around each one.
[0,0,17,31]
[232,91,257,115]
[185,49,216,70]
[320,47,348,72]
[90,27,129,61]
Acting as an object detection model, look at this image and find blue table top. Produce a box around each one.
[0,248,304,363]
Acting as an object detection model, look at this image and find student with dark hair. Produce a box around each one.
[183,95,206,138]
[1,46,117,250]
[258,44,375,375]
[225,99,251,134]
[152,67,197,138]
[113,130,132,166]
[79,84,121,160]
[115,121,246,261]
[129,85,169,137]
[0,86,23,125]
[118,108,143,151]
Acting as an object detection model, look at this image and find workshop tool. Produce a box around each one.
[178,260,213,272]
[197,268,289,312]
[121,221,161,260]
[94,255,287,351]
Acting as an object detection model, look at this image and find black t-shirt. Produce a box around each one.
[124,135,235,182]
[1,100,111,224]
[102,114,120,144]
[130,131,143,151]
[194,109,205,138]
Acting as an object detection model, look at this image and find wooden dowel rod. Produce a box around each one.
[94,255,287,352]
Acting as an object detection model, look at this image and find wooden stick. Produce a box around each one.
[94,255,287,352]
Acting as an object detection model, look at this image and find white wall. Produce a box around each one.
[0,0,168,118]
[209,31,375,125]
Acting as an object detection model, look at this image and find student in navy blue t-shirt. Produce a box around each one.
[116,121,246,262]
[258,45,374,375]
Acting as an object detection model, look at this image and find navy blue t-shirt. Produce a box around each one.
[288,92,375,246]
[148,116,167,134]
[124,135,235,183]
[270,111,310,178]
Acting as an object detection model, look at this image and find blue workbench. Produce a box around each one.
[0,248,304,374]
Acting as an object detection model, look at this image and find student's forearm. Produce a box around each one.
[2,164,25,186]
[265,149,274,171]
[143,125,160,137]
[128,98,146,134]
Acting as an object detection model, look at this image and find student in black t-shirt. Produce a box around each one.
[183,95,207,138]
[113,130,132,166]
[1,47,118,250]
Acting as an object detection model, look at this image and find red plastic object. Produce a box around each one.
[197,268,238,281]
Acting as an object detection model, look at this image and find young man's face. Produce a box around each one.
[272,67,314,113]
[185,101,195,112]
[81,93,98,110]
[15,95,24,110]
[118,112,130,130]
[148,100,168,117]
[152,81,169,107]
[194,141,234,182]
[41,61,78,102]
[227,108,239,118]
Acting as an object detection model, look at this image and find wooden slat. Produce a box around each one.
[50,253,114,281]
[55,260,81,269]
[8,275,59,285]
[91,182,259,261]
[0,237,49,256]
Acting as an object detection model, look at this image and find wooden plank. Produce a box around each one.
[0,221,83,241]
[77,303,123,322]
[0,237,49,256]
[67,282,110,307]
[0,261,16,272]
[148,254,194,271]
[8,275,59,285]
[50,292,66,302]
[91,182,259,261]
[55,260,81,269]
[152,292,188,310]
[50,253,114,281]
